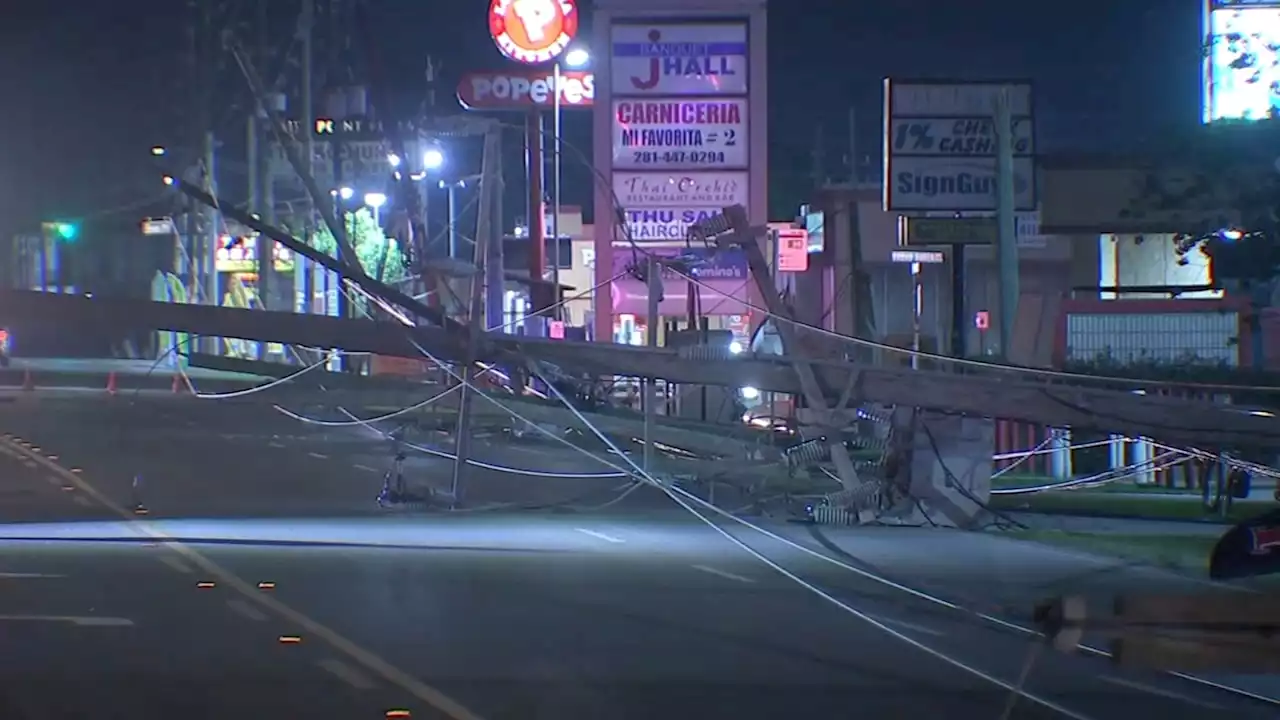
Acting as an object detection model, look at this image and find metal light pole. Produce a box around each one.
[552,47,590,322]
[552,59,562,317]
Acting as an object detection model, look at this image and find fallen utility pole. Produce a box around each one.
[691,204,874,522]
[175,180,467,337]
[222,34,358,281]
[1035,593,1280,673]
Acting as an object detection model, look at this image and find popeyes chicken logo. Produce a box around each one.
[488,0,579,65]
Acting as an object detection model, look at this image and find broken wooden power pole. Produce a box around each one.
[1036,593,1280,673]
[692,204,876,523]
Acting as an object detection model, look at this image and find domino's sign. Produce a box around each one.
[885,80,1036,212]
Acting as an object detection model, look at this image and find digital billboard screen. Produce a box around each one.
[1205,2,1280,122]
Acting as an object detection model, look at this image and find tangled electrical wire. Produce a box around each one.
[154,87,1280,718]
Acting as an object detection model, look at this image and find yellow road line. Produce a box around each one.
[0,436,484,720]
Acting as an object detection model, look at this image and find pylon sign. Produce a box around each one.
[488,0,579,65]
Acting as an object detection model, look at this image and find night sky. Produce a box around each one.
[0,0,1200,237]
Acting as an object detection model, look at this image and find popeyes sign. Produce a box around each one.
[488,0,579,65]
[458,71,594,110]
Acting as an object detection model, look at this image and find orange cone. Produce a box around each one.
[105,372,117,395]
[21,369,33,391]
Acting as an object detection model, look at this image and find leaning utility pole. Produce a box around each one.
[253,0,275,318]
[694,205,876,522]
[299,0,316,319]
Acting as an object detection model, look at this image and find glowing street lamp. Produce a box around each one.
[422,148,444,171]
[563,47,589,68]
[364,192,387,224]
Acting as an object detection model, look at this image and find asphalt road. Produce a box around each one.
[0,390,1274,719]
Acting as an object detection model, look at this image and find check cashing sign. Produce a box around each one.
[884,80,1037,213]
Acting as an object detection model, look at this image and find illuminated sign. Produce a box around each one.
[1204,4,1280,122]
[612,99,747,169]
[890,250,944,264]
[488,0,579,65]
[614,171,749,241]
[777,228,809,272]
[216,236,294,273]
[457,70,594,109]
[611,24,748,95]
[884,80,1036,212]
[140,217,175,236]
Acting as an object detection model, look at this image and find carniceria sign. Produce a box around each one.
[884,80,1036,212]
[611,24,749,95]
[612,99,747,169]
[613,171,748,241]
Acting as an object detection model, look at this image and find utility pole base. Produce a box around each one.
[903,411,994,528]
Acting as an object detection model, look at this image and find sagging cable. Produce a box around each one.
[527,366,1090,720]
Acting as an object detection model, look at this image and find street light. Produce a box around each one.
[338,186,354,201]
[552,46,589,319]
[563,47,589,68]
[422,148,444,171]
[364,192,387,225]
[386,153,401,168]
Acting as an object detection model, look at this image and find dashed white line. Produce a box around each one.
[863,614,946,638]
[0,572,64,579]
[691,564,755,584]
[1100,676,1222,710]
[0,615,133,627]
[71,495,91,507]
[158,555,194,574]
[268,441,286,448]
[226,598,269,622]
[575,528,625,544]
[317,657,376,690]
[308,452,328,460]
[354,464,379,473]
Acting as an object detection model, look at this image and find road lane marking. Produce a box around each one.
[354,464,379,473]
[0,572,64,579]
[308,452,328,460]
[317,658,376,690]
[1100,676,1222,710]
[575,528,624,544]
[226,598,268,622]
[159,555,194,574]
[0,615,133,627]
[863,614,945,638]
[268,441,286,448]
[691,564,755,584]
[71,495,91,507]
[0,437,485,720]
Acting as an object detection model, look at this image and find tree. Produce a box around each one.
[1118,123,1280,368]
[309,208,407,284]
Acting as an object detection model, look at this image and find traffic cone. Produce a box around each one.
[105,372,117,396]
[21,370,33,392]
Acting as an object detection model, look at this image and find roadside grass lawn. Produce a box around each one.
[990,489,1271,524]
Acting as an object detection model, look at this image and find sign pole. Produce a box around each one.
[994,87,1019,359]
[950,243,966,358]
[643,254,661,472]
